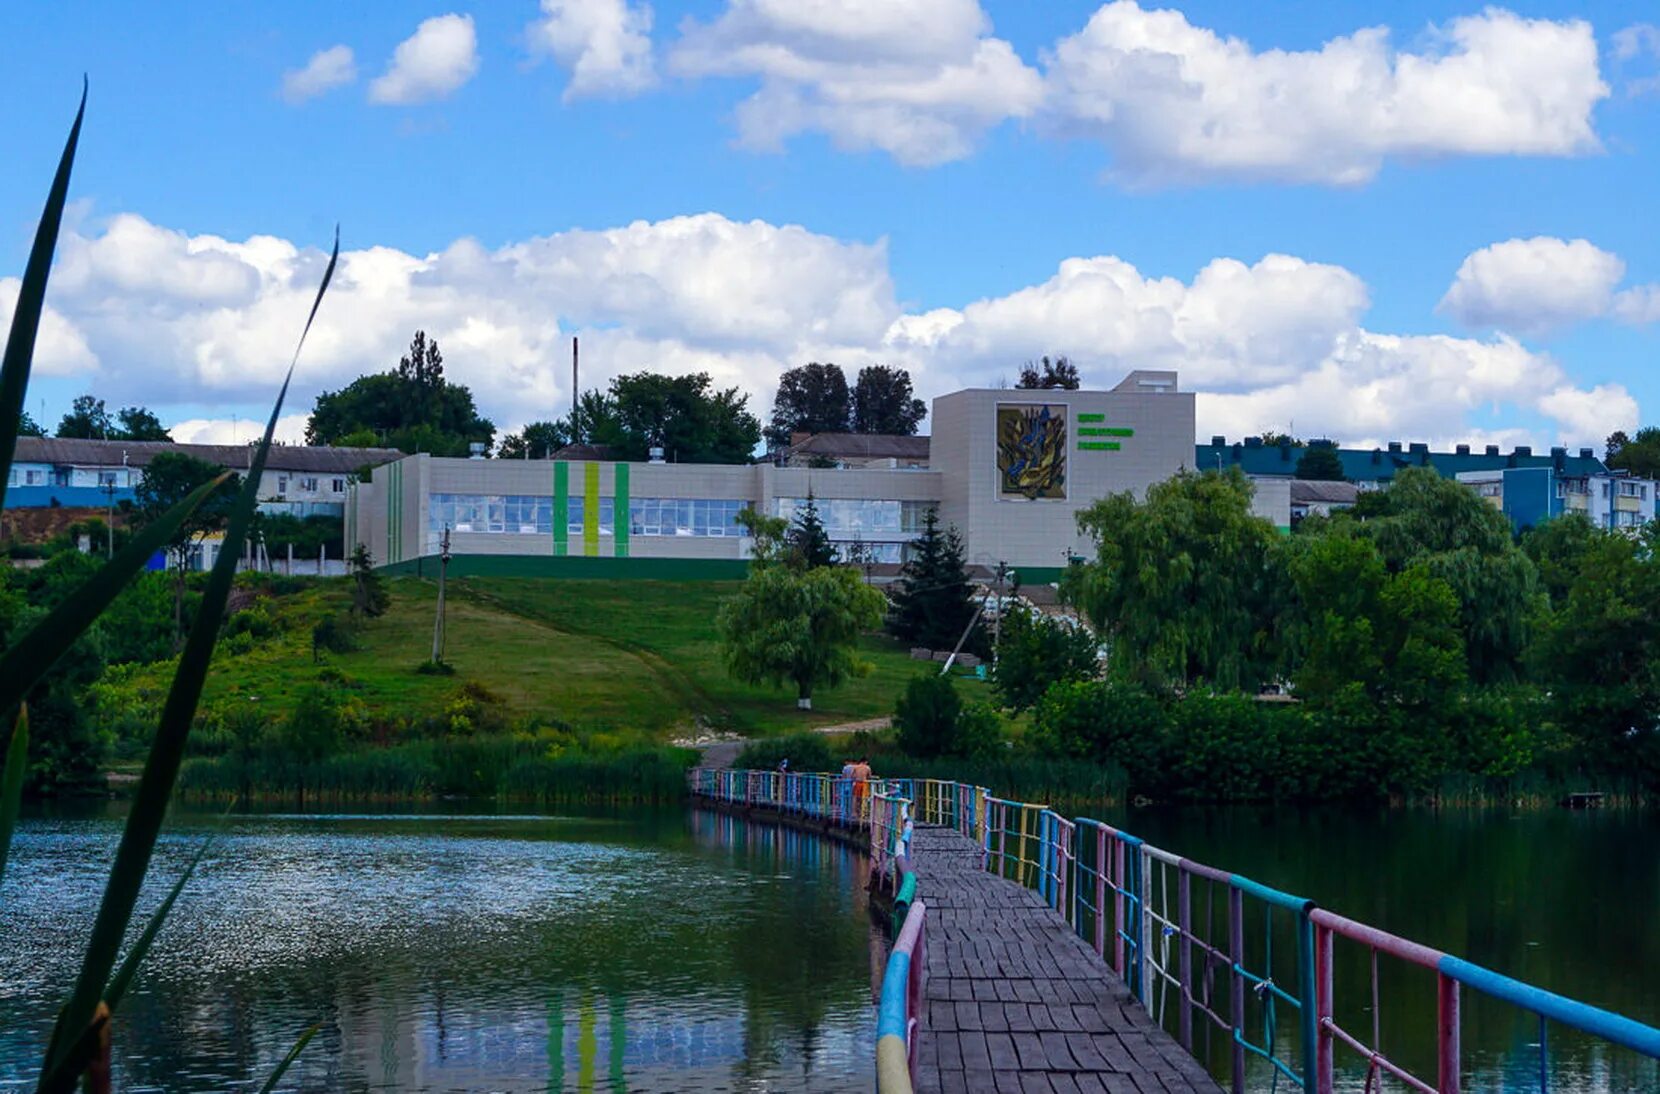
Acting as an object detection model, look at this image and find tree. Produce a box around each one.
[306,330,495,456]
[1530,531,1660,773]
[349,544,390,619]
[989,605,1100,711]
[850,365,926,435]
[1607,426,1660,479]
[133,451,239,647]
[1064,469,1284,691]
[1605,430,1630,462]
[787,493,836,569]
[606,371,761,463]
[114,406,172,441]
[1295,445,1345,481]
[1340,467,1541,684]
[893,673,1001,759]
[497,420,571,460]
[56,395,113,438]
[716,520,886,708]
[1016,355,1081,390]
[887,510,977,651]
[17,411,45,438]
[768,362,851,448]
[1521,515,1601,608]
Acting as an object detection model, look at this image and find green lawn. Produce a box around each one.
[97,576,934,739]
[456,577,930,735]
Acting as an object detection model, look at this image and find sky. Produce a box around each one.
[2,0,1658,452]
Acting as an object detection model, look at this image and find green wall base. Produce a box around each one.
[379,553,752,580]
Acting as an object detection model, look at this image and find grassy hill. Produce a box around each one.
[95,575,928,740]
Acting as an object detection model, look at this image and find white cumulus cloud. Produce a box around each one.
[281,45,357,103]
[1042,3,1608,186]
[1441,236,1660,336]
[669,0,1043,166]
[1440,237,1626,337]
[169,413,311,447]
[0,278,99,377]
[26,210,1631,452]
[370,14,480,105]
[528,0,656,101]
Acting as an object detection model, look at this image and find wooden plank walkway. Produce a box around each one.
[910,825,1219,1094]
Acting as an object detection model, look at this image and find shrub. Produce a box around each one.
[894,673,999,759]
[415,659,456,675]
[736,732,836,772]
[311,614,356,657]
[442,681,508,737]
[272,686,346,764]
[1031,679,1167,790]
[1166,692,1276,800]
[990,606,1099,712]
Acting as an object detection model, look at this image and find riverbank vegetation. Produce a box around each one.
[874,468,1659,806]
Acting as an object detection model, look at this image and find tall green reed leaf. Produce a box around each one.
[40,230,339,1082]
[0,80,83,509]
[0,473,231,715]
[0,707,28,891]
[257,1023,320,1094]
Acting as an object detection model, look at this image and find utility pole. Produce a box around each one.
[571,336,580,444]
[991,560,1010,669]
[431,524,451,665]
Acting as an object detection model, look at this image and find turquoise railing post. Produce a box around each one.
[1298,909,1319,1094]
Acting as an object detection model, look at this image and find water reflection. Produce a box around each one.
[1,807,877,1092]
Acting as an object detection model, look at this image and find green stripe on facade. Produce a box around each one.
[1079,441,1122,451]
[1079,426,1134,437]
[583,462,600,557]
[613,463,629,558]
[1077,412,1105,423]
[553,462,569,556]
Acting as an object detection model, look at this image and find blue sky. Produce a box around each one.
[2,1,1657,449]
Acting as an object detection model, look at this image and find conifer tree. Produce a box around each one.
[788,493,837,569]
[888,509,976,649]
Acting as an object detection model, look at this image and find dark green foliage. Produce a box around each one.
[787,493,836,569]
[1031,679,1167,788]
[1521,514,1601,607]
[894,673,999,759]
[888,509,976,651]
[1066,469,1284,691]
[989,606,1099,712]
[54,394,112,438]
[113,405,171,441]
[135,452,239,558]
[594,370,762,463]
[767,362,850,448]
[1295,444,1346,481]
[305,330,495,456]
[415,659,455,675]
[349,544,389,619]
[17,410,46,437]
[1530,529,1660,774]
[1606,426,1660,479]
[256,512,343,560]
[1016,355,1080,390]
[311,615,356,657]
[497,419,570,459]
[850,365,926,435]
[735,731,836,772]
[273,686,347,764]
[716,551,886,705]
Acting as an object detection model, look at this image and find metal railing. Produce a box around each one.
[692,770,1660,1092]
[875,899,928,1093]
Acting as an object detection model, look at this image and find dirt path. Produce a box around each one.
[689,716,892,770]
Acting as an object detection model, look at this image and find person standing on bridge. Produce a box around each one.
[851,756,872,819]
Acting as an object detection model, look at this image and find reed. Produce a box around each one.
[0,88,331,1092]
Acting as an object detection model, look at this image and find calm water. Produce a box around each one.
[1,806,879,1092]
[1099,803,1660,1092]
[2,804,1655,1093]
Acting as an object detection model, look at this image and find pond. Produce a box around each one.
[3,801,1655,1092]
[1,805,879,1092]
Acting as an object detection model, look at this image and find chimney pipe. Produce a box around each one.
[571,336,580,443]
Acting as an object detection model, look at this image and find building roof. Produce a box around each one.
[775,432,931,463]
[12,437,403,474]
[1289,479,1360,505]
[1193,437,1608,483]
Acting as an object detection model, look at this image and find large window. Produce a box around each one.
[630,498,746,537]
[429,493,553,535]
[773,498,934,538]
[566,497,616,536]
